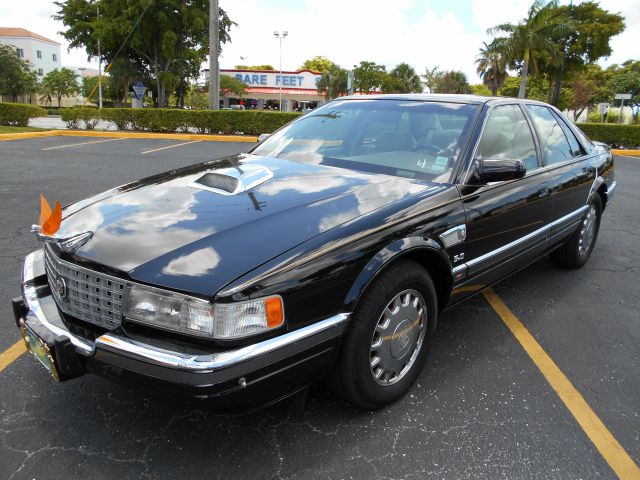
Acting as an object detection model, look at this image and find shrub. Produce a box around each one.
[58,107,302,135]
[577,123,640,148]
[587,110,621,124]
[101,109,132,130]
[0,102,47,126]
[61,107,85,129]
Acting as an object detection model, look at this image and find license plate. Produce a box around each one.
[19,320,60,382]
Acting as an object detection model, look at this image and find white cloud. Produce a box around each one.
[219,0,484,84]
[0,0,99,70]
[0,0,636,86]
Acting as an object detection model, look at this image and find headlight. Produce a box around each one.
[123,284,284,340]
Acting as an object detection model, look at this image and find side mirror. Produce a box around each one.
[472,158,526,184]
[257,133,270,143]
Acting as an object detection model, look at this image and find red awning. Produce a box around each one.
[244,87,320,96]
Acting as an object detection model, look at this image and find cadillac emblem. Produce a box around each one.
[55,277,67,299]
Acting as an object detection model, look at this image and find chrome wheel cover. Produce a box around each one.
[578,205,597,256]
[369,289,427,386]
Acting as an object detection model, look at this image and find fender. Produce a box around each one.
[588,175,606,205]
[342,236,453,312]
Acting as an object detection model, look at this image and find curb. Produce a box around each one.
[0,129,259,143]
[612,149,640,156]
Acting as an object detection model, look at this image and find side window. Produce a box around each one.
[476,104,538,172]
[526,105,573,165]
[553,111,585,157]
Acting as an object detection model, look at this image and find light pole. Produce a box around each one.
[96,4,103,109]
[274,31,288,111]
[208,0,220,110]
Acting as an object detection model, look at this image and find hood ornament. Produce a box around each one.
[32,194,93,253]
[31,226,94,253]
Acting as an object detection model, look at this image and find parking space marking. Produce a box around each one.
[141,140,202,155]
[0,340,26,373]
[41,137,125,151]
[483,287,640,480]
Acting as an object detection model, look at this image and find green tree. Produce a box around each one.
[430,70,472,94]
[548,2,625,106]
[498,74,572,110]
[489,0,571,98]
[353,61,386,93]
[606,60,640,122]
[471,83,492,96]
[382,63,422,93]
[106,57,147,105]
[40,68,79,107]
[55,0,235,108]
[81,75,115,102]
[234,64,274,70]
[422,66,440,93]
[0,44,39,101]
[300,56,338,74]
[561,64,607,120]
[317,64,348,99]
[475,41,507,96]
[220,75,247,97]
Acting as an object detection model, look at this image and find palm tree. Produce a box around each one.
[385,63,423,93]
[488,0,570,98]
[475,41,507,96]
[317,65,348,99]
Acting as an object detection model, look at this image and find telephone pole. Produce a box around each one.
[208,0,220,110]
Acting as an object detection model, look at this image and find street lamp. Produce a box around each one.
[274,31,288,111]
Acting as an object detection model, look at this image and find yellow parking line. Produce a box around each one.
[0,340,26,373]
[0,130,259,142]
[41,137,125,150]
[141,140,202,155]
[483,288,640,480]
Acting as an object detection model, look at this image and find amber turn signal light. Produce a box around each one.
[264,296,284,328]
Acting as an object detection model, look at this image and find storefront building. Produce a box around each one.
[219,69,325,111]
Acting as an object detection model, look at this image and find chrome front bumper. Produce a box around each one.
[16,250,349,405]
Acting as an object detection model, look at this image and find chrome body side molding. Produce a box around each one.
[452,205,588,278]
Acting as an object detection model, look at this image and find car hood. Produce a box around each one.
[57,154,432,297]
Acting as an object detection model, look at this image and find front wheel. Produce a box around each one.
[329,260,437,409]
[550,195,602,268]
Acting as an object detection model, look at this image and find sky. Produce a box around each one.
[1,0,638,84]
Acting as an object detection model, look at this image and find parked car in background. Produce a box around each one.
[14,94,615,410]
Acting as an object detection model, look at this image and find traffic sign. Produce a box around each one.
[614,93,632,100]
[133,81,146,99]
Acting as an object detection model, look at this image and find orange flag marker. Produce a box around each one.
[38,195,62,235]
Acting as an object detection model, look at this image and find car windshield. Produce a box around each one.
[251,99,479,182]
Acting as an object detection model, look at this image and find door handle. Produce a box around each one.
[538,186,551,198]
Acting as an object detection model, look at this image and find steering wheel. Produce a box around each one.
[412,142,441,154]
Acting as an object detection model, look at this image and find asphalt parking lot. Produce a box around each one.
[0,136,638,480]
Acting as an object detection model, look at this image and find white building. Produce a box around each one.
[0,27,62,80]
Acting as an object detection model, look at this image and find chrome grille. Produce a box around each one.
[44,246,126,329]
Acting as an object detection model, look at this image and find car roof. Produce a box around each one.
[338,93,552,108]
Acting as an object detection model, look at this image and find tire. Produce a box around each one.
[329,260,438,409]
[550,195,602,269]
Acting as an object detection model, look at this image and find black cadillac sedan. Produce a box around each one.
[13,94,615,410]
